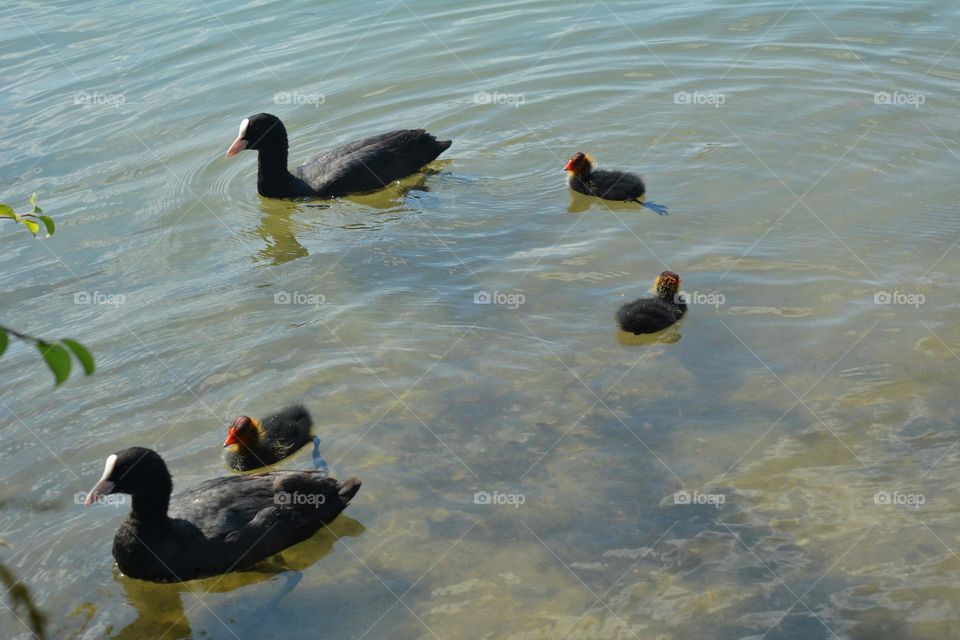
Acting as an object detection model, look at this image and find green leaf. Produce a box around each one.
[0,204,13,218]
[30,192,43,213]
[0,329,7,358]
[61,339,94,375]
[38,215,55,236]
[36,342,71,385]
[21,218,40,237]
[28,193,43,214]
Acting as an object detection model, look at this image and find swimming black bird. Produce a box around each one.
[616,271,687,334]
[84,447,360,582]
[565,152,667,215]
[226,113,452,198]
[223,404,314,472]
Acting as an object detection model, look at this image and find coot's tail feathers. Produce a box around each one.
[337,478,362,503]
[411,129,451,154]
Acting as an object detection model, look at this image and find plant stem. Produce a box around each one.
[0,325,44,343]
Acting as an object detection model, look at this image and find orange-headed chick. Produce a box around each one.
[616,271,686,334]
[565,151,667,215]
[223,405,313,471]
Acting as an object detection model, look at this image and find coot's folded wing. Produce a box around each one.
[296,129,451,197]
[169,472,357,548]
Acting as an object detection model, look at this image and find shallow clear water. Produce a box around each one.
[2,0,959,638]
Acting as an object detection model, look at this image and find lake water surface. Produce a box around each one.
[2,0,960,638]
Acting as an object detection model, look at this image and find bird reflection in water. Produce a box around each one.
[251,168,445,266]
[106,516,364,639]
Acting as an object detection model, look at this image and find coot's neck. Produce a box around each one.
[256,138,292,198]
[129,483,171,522]
[568,166,593,185]
[242,437,275,463]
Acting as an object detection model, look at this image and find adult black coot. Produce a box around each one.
[564,152,668,215]
[225,113,452,198]
[224,404,314,471]
[617,271,687,334]
[84,447,360,582]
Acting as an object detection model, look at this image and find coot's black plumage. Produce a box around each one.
[616,271,687,334]
[84,447,360,582]
[564,152,667,215]
[224,404,314,471]
[225,113,452,199]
